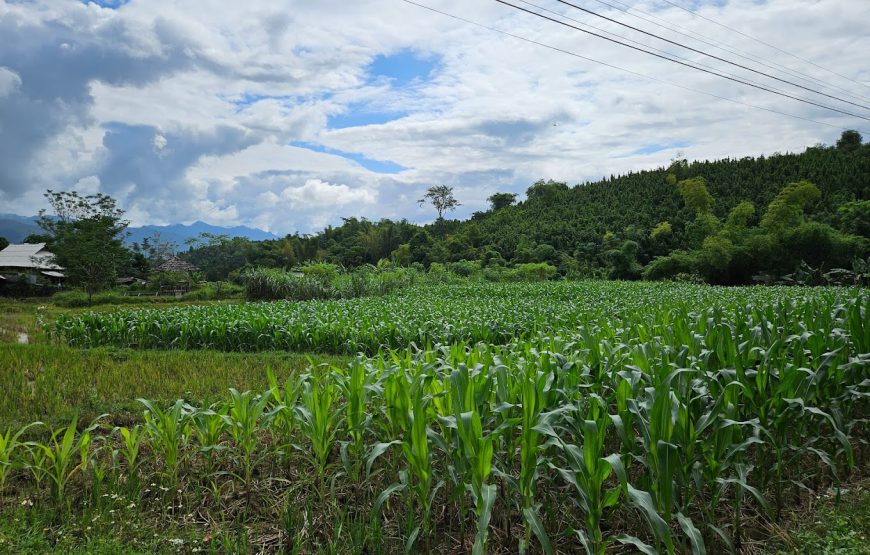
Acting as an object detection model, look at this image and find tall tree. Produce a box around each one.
[676,177,714,214]
[836,129,862,152]
[760,180,821,235]
[37,190,130,302]
[487,192,517,211]
[419,185,460,221]
[132,231,177,267]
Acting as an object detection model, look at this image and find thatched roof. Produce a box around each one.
[0,243,63,270]
[156,256,199,272]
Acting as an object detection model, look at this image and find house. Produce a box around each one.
[155,256,200,273]
[154,256,200,295]
[0,243,65,286]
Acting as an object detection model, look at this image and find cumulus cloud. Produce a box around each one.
[0,66,21,98]
[279,178,377,207]
[0,0,867,233]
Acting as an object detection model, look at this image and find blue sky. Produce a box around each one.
[327,51,436,129]
[290,141,407,174]
[0,0,867,234]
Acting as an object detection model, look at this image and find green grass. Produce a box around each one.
[0,344,350,428]
[764,484,870,554]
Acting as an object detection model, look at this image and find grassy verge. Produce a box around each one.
[762,481,869,555]
[0,343,350,428]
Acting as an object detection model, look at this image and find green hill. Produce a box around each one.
[184,131,870,285]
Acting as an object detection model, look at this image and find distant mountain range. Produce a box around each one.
[0,214,277,247]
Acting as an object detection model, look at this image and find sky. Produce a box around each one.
[0,0,868,235]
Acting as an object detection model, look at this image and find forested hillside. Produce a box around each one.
[182,131,869,284]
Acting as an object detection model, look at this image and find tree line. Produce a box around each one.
[3,130,867,294]
[182,130,870,285]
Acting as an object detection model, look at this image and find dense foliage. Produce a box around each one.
[5,282,867,553]
[240,265,418,301]
[177,132,869,285]
[34,191,134,299]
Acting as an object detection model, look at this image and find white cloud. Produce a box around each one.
[0,66,21,98]
[0,0,867,233]
[279,178,377,208]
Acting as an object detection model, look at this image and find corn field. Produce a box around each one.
[51,281,861,354]
[4,283,867,553]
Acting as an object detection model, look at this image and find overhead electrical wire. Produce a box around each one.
[514,0,828,111]
[492,0,870,121]
[397,0,859,130]
[585,0,870,105]
[656,0,870,92]
[549,0,870,111]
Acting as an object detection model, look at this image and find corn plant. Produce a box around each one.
[139,399,189,485]
[517,367,554,555]
[454,406,496,555]
[266,367,301,463]
[26,416,101,504]
[371,372,441,552]
[295,373,340,484]
[223,388,274,496]
[114,424,144,474]
[0,423,39,494]
[190,405,228,478]
[337,359,374,460]
[551,410,620,555]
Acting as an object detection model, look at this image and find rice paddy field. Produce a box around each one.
[1,281,868,554]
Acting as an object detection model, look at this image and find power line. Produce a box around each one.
[397,0,857,131]
[585,0,870,105]
[656,0,870,92]
[550,0,870,111]
[515,0,827,111]
[493,0,870,121]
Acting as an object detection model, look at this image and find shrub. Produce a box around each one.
[447,260,481,277]
[512,263,557,281]
[642,251,699,281]
[301,263,340,281]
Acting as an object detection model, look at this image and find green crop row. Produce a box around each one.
[5,287,867,553]
[51,281,860,354]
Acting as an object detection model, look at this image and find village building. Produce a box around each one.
[154,255,200,295]
[0,243,65,287]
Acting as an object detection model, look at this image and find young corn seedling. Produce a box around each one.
[139,398,190,487]
[1,422,40,495]
[223,388,274,500]
[517,368,554,555]
[455,406,496,555]
[26,416,102,506]
[337,359,375,474]
[552,412,620,555]
[190,405,228,478]
[295,374,340,488]
[371,372,441,552]
[115,424,144,473]
[266,367,301,464]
